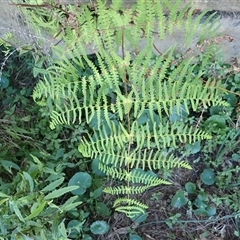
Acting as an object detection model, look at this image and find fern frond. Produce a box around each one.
[99,165,171,185]
[154,1,166,39]
[197,11,221,44]
[113,198,148,218]
[97,149,192,171]
[164,0,181,35]
[79,121,211,159]
[104,185,153,195]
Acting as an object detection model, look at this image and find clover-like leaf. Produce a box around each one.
[205,206,216,216]
[68,172,92,195]
[82,234,93,240]
[185,182,196,194]
[130,234,142,240]
[90,220,110,235]
[185,141,201,154]
[171,190,188,208]
[200,168,215,185]
[0,75,9,89]
[91,158,106,176]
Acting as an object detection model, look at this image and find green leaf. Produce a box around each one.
[0,75,9,89]
[44,186,79,200]
[11,201,25,222]
[82,234,93,240]
[41,177,65,192]
[210,105,223,115]
[224,93,237,107]
[90,220,110,235]
[0,160,20,173]
[0,198,9,206]
[170,104,188,123]
[204,115,226,129]
[24,201,46,220]
[89,111,115,130]
[68,172,92,195]
[22,171,34,192]
[197,191,209,201]
[171,190,188,208]
[0,192,10,198]
[60,196,82,212]
[200,168,215,185]
[59,220,68,239]
[129,234,142,240]
[67,220,83,238]
[194,198,208,209]
[90,187,103,199]
[95,202,111,216]
[61,201,82,212]
[185,141,201,154]
[205,206,216,216]
[185,182,196,194]
[33,67,48,78]
[91,158,106,176]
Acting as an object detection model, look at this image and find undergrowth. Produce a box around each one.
[0,0,239,239]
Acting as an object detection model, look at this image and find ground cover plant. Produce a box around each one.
[0,0,240,239]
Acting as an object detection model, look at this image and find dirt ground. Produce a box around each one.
[102,165,239,240]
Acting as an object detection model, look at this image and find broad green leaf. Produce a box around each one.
[44,186,79,200]
[0,75,9,89]
[224,93,237,107]
[200,169,215,185]
[185,182,196,194]
[22,171,34,192]
[90,221,110,234]
[204,115,226,129]
[185,141,201,154]
[91,158,106,176]
[130,234,142,240]
[68,172,92,195]
[95,202,111,216]
[41,177,65,192]
[171,190,188,208]
[25,201,46,220]
[170,104,188,123]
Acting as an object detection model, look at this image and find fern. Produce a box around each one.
[113,198,148,218]
[29,0,229,216]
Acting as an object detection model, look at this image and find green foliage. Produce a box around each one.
[0,155,83,239]
[68,172,92,195]
[171,190,188,208]
[30,0,228,218]
[200,168,215,185]
[171,180,217,217]
[2,0,240,238]
[90,220,110,235]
